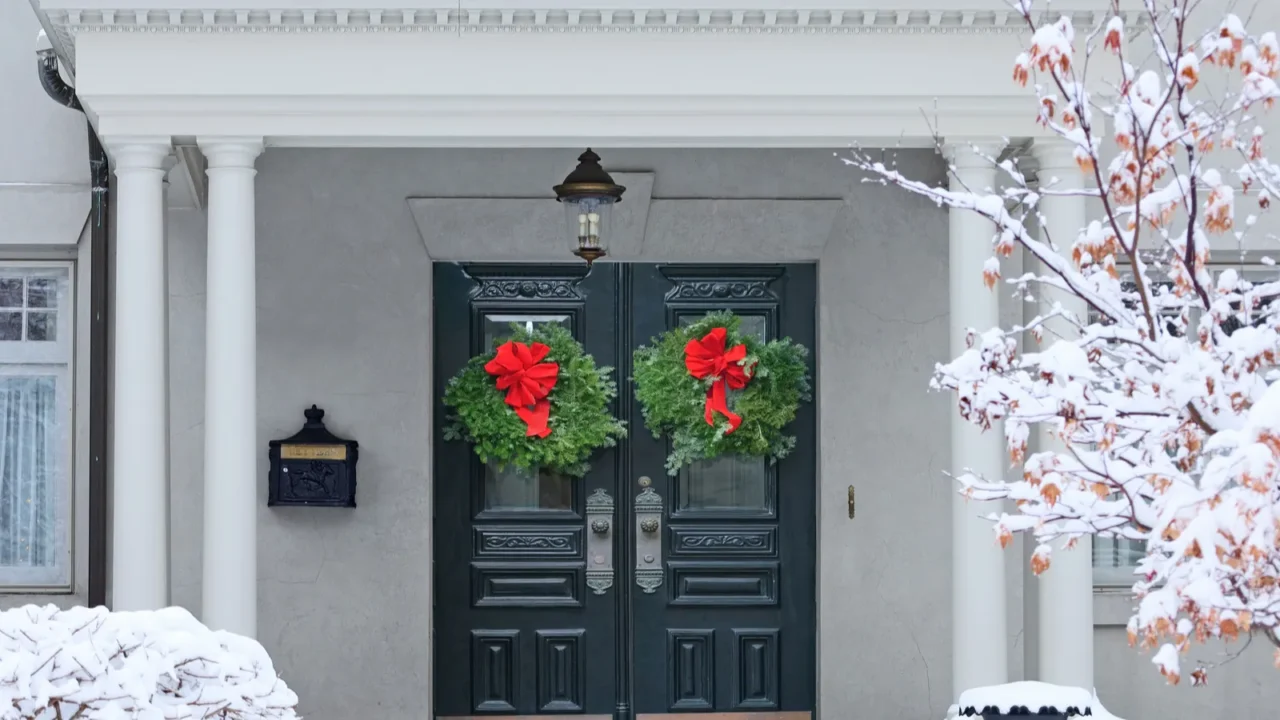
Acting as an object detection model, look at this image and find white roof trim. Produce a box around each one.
[38,0,1089,147]
[46,7,1109,33]
[38,3,1152,68]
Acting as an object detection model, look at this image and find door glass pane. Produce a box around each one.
[678,455,767,511]
[485,464,572,511]
[484,313,571,348]
[480,312,574,512]
[679,313,767,342]
[676,312,768,511]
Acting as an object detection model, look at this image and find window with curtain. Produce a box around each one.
[0,264,72,590]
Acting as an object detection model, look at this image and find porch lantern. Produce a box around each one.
[554,149,625,265]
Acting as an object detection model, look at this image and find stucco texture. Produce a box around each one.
[163,147,1280,720]
[163,148,956,719]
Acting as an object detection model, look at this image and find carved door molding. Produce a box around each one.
[433,263,817,720]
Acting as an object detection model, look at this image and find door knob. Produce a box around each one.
[591,518,611,535]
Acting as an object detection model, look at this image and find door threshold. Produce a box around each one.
[439,716,613,720]
[640,707,808,712]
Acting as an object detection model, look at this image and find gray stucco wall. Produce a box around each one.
[164,147,1280,720]
[817,154,958,719]
[166,147,961,720]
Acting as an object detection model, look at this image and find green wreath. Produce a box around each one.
[443,323,626,477]
[632,311,811,475]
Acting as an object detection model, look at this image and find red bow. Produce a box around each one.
[485,341,559,438]
[684,327,753,434]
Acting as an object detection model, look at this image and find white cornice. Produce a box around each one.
[40,6,1151,63]
[48,6,1139,33]
[82,94,1040,148]
[46,0,1082,148]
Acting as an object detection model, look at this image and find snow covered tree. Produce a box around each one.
[844,0,1280,685]
[0,604,298,719]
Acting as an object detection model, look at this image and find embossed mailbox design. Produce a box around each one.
[268,405,358,508]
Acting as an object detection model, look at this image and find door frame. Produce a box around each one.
[428,261,822,720]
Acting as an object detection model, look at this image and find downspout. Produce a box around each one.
[37,46,109,608]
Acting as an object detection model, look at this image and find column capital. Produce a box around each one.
[941,138,1006,171]
[104,137,173,172]
[1030,138,1083,174]
[198,137,265,169]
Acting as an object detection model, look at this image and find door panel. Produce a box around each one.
[434,263,815,720]
[435,264,619,717]
[630,265,816,716]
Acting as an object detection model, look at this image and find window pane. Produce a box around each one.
[674,314,769,512]
[1093,537,1145,584]
[26,278,55,309]
[0,313,22,341]
[0,376,64,584]
[483,314,571,349]
[0,280,22,309]
[484,463,572,512]
[679,313,767,342]
[26,313,55,342]
[678,455,767,511]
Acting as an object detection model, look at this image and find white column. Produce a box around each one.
[198,137,264,638]
[946,140,1009,696]
[161,157,177,591]
[1031,140,1095,690]
[109,139,173,611]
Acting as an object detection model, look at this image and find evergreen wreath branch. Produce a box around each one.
[632,311,811,475]
[443,323,626,477]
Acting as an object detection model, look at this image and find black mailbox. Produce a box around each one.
[268,405,358,508]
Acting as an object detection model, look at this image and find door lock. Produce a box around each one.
[585,488,615,595]
[635,478,664,594]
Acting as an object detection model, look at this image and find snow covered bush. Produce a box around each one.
[845,0,1280,685]
[0,604,298,719]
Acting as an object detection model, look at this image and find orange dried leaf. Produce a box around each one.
[1041,483,1062,506]
[1031,550,1051,575]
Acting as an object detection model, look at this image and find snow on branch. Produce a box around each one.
[844,0,1280,686]
[0,605,299,720]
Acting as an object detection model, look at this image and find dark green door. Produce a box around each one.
[433,263,816,720]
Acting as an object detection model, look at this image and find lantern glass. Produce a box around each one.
[562,194,615,263]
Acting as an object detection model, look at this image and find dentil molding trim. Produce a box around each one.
[46,7,1141,36]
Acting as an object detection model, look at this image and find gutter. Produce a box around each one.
[28,1,75,79]
[37,38,108,609]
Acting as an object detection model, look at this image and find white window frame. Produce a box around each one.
[1092,536,1146,587]
[1090,262,1278,587]
[0,261,75,592]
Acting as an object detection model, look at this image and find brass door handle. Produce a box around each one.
[635,477,663,594]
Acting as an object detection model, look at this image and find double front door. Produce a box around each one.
[433,263,816,720]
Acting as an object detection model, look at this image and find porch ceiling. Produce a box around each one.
[32,0,1105,148]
